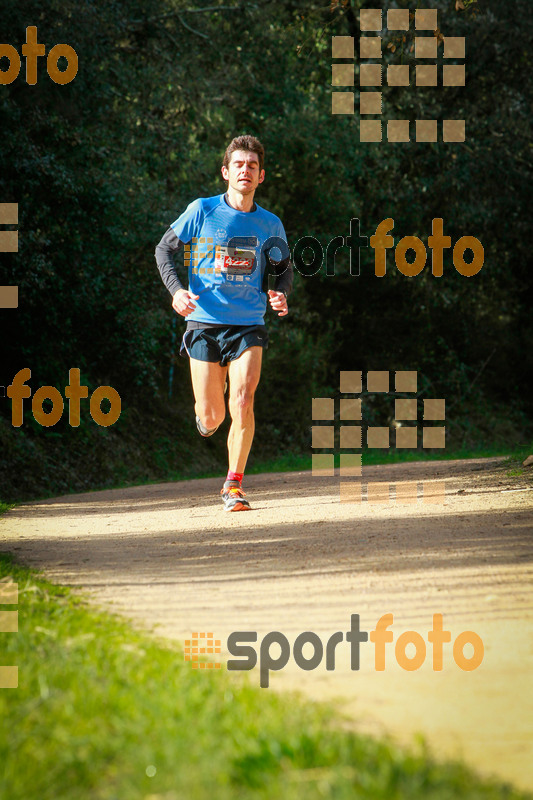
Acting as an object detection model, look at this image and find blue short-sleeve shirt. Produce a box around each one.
[171,193,288,325]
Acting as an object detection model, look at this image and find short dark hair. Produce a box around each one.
[223,135,265,172]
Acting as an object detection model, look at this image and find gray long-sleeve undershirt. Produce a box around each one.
[154,227,187,296]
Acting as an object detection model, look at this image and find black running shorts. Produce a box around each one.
[180,324,269,367]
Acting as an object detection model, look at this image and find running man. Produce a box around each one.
[155,135,293,511]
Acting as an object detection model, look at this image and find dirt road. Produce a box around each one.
[2,457,532,791]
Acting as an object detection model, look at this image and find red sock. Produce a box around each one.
[227,470,244,484]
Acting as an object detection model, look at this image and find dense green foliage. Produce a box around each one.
[1,552,531,799]
[1,0,531,500]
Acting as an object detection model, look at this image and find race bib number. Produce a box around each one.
[215,236,258,276]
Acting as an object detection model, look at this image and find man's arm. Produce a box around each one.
[265,254,292,317]
[154,227,198,316]
[271,255,293,297]
[155,227,186,295]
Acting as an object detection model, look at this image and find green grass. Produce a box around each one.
[247,442,532,475]
[2,442,529,509]
[160,442,532,481]
[0,554,530,800]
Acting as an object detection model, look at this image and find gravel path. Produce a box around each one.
[2,456,532,791]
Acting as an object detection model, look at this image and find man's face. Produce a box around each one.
[221,149,265,195]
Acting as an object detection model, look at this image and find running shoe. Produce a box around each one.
[196,415,219,437]
[220,480,251,512]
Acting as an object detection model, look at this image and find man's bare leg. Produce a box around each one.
[227,346,263,473]
[189,357,228,432]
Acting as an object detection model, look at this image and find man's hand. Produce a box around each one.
[172,289,199,316]
[268,289,288,317]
